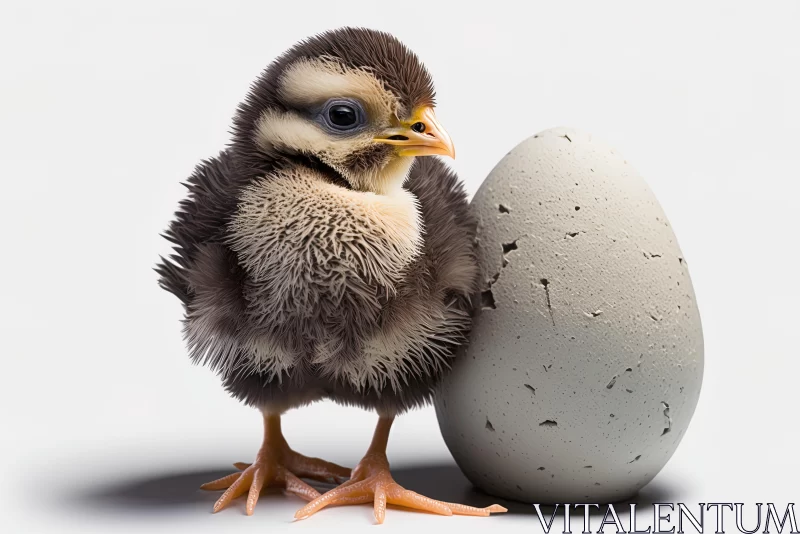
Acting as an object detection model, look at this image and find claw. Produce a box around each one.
[213,469,253,513]
[294,452,504,524]
[201,451,349,514]
[282,469,322,502]
[200,471,242,491]
[374,487,387,524]
[245,467,266,515]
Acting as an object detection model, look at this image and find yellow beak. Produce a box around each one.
[374,106,455,159]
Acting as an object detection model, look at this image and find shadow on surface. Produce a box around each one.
[65,460,681,518]
[73,469,242,510]
[66,467,330,514]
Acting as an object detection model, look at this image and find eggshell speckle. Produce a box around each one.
[434,128,703,504]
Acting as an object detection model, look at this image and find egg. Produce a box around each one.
[434,128,703,504]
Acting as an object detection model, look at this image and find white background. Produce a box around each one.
[1,1,798,532]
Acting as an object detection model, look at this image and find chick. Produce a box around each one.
[157,27,505,523]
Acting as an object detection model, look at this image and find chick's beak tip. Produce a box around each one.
[375,107,455,159]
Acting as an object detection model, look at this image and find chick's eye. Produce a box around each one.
[320,99,365,132]
[328,105,357,128]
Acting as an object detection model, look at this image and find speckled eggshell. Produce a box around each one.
[434,127,703,504]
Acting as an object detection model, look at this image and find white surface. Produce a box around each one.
[1,1,798,532]
[436,128,704,503]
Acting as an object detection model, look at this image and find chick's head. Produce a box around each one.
[231,27,454,194]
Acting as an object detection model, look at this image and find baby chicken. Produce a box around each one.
[157,27,505,523]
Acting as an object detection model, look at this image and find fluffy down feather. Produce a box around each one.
[158,155,477,415]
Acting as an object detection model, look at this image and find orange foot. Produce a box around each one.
[200,414,351,515]
[294,452,507,524]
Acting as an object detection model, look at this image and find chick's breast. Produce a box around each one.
[324,157,479,414]
[225,157,477,415]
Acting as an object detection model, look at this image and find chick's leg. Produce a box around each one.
[201,412,351,515]
[294,415,507,524]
